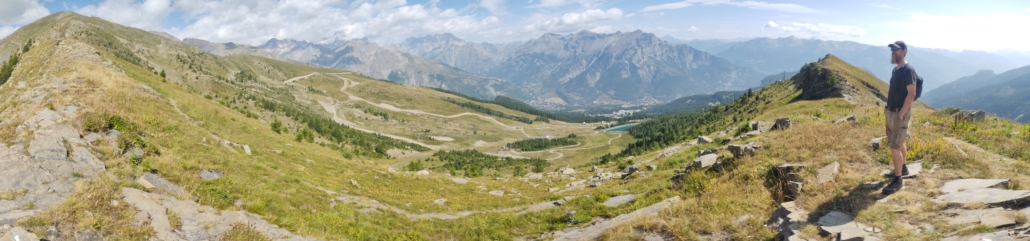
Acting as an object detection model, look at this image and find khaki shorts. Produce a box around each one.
[885,108,911,150]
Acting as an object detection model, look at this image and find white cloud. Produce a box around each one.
[764,21,867,37]
[892,14,1030,51]
[479,0,506,15]
[521,8,625,33]
[76,0,173,31]
[136,0,506,45]
[0,26,19,39]
[642,0,817,13]
[0,0,50,25]
[642,12,664,18]
[687,26,699,32]
[868,3,898,9]
[528,0,598,8]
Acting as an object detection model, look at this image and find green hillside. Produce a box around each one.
[0,12,638,240]
[4,12,1030,241]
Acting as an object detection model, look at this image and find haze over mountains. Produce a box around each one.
[925,65,1030,122]
[178,29,1030,112]
[185,30,766,107]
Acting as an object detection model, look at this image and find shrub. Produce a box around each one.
[270,119,284,134]
[937,106,961,116]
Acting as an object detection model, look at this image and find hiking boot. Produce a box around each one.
[882,176,903,195]
[901,165,909,176]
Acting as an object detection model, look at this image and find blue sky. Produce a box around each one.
[2,0,1029,51]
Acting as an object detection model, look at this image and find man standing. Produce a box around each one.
[882,41,917,195]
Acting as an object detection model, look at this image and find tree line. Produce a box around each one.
[429,149,548,177]
[506,136,578,151]
[616,83,776,159]
[444,98,535,124]
[0,39,32,86]
[432,88,613,123]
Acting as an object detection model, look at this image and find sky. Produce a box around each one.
[1,0,1029,51]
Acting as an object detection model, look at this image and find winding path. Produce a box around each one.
[318,100,441,150]
[329,74,530,137]
[283,72,321,84]
[290,72,628,161]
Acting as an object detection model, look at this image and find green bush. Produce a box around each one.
[937,106,961,116]
[270,119,284,134]
[432,150,548,177]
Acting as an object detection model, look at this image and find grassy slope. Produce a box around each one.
[1,12,647,240]
[596,54,1030,240]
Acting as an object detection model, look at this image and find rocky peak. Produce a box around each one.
[792,54,858,100]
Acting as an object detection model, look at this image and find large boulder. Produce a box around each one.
[558,167,576,175]
[693,154,719,169]
[728,143,761,159]
[750,121,775,133]
[870,137,885,151]
[773,118,792,130]
[774,164,806,200]
[952,110,986,122]
[696,136,713,144]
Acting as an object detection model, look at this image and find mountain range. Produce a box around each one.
[179,30,1030,112]
[925,64,1030,122]
[184,31,764,107]
[710,36,1027,92]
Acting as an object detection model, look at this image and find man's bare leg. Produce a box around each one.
[892,145,906,176]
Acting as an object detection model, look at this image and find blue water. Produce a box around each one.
[605,123,639,132]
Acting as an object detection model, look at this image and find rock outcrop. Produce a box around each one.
[122,188,313,241]
[952,110,986,122]
[773,118,792,130]
[1,108,106,225]
[728,142,761,159]
[773,164,806,200]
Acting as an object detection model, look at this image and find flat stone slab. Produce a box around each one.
[551,196,681,241]
[944,208,1003,225]
[936,188,1030,207]
[137,173,188,198]
[940,179,1009,194]
[2,227,39,241]
[817,211,878,240]
[980,210,1018,228]
[122,188,314,241]
[816,162,840,184]
[879,162,922,178]
[603,194,638,207]
[200,170,223,180]
[694,154,718,169]
[450,178,468,184]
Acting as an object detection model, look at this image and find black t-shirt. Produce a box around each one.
[887,64,917,109]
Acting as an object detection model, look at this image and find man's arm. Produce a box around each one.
[900,84,916,118]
